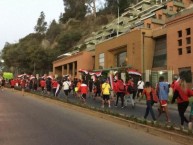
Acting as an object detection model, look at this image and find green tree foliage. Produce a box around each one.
[46,20,62,43]
[104,0,132,16]
[34,11,47,34]
[57,31,82,53]
[1,0,121,75]
[61,0,87,23]
[86,0,97,17]
[1,33,57,75]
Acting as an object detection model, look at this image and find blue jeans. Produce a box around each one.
[144,100,156,121]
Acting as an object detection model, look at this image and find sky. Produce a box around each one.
[0,0,105,51]
[0,0,64,50]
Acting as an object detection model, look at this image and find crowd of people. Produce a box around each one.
[1,73,193,131]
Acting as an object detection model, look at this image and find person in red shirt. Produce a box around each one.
[78,80,88,104]
[142,81,157,123]
[171,76,180,95]
[112,79,118,103]
[40,79,46,93]
[126,77,136,108]
[52,78,58,97]
[20,77,27,96]
[115,79,125,108]
[10,79,16,90]
[171,77,193,129]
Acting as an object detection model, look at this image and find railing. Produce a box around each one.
[167,7,193,21]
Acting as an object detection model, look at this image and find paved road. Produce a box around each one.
[0,89,181,145]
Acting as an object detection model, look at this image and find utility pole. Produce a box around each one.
[142,32,146,80]
[117,0,120,37]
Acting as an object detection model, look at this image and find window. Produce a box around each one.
[99,53,104,69]
[186,28,191,35]
[169,6,173,11]
[178,30,182,38]
[178,48,182,55]
[158,14,162,20]
[116,52,127,67]
[186,46,191,54]
[186,37,191,45]
[147,23,151,28]
[179,67,192,83]
[178,39,182,46]
[152,54,167,68]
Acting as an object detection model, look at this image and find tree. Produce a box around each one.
[46,20,62,43]
[61,0,87,23]
[86,0,97,17]
[34,11,47,34]
[104,0,132,16]
[57,31,82,53]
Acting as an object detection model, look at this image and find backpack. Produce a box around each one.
[118,81,125,91]
[127,85,135,94]
[150,89,158,103]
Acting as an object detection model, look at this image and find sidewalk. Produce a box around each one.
[56,92,191,128]
[11,87,192,131]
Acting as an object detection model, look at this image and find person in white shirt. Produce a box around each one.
[63,79,71,97]
[137,77,144,101]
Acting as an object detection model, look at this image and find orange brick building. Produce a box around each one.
[167,8,193,80]
[52,1,193,84]
[53,51,95,78]
[95,29,154,73]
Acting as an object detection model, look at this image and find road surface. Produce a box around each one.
[0,89,181,145]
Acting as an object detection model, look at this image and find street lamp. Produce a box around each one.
[142,32,146,80]
[1,59,4,63]
[0,59,4,74]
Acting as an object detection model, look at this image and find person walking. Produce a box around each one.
[126,77,136,108]
[115,78,125,108]
[20,77,27,96]
[0,77,5,91]
[46,77,52,95]
[93,78,101,100]
[101,79,111,108]
[171,77,193,130]
[62,78,71,99]
[142,82,157,123]
[88,79,94,98]
[78,80,88,104]
[157,76,170,123]
[10,79,16,91]
[112,79,118,104]
[189,101,193,131]
[52,78,58,97]
[137,77,144,101]
[40,78,46,94]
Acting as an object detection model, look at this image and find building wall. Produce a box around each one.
[95,29,154,73]
[53,51,94,78]
[167,12,193,74]
[183,0,193,8]
[167,1,178,12]
[156,9,167,22]
[144,18,163,30]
